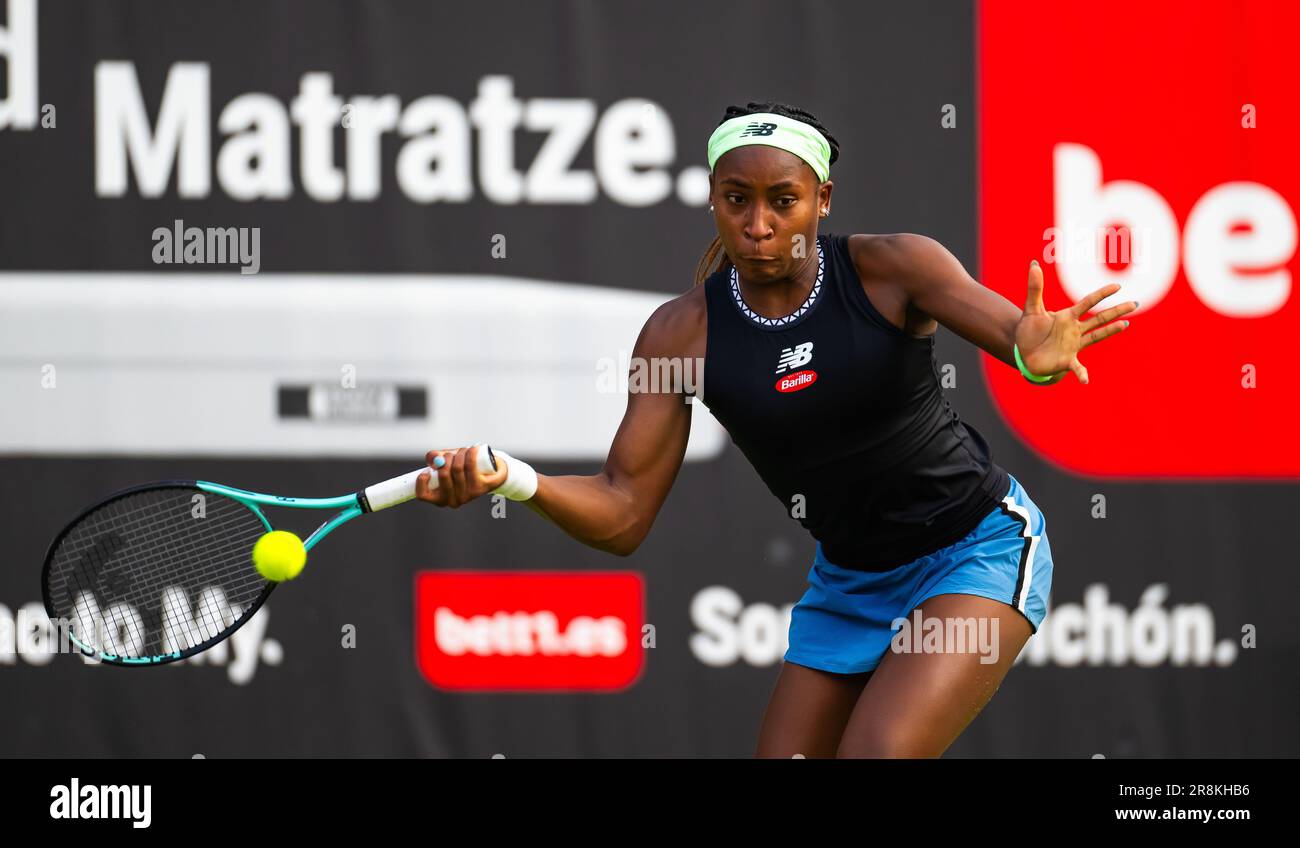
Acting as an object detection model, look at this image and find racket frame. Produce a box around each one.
[196,482,363,551]
[41,480,276,666]
[41,444,497,666]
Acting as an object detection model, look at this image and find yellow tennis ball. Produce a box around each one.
[252,530,307,582]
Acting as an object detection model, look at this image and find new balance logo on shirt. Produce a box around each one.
[775,342,813,374]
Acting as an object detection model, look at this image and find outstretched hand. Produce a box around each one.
[1015,260,1137,385]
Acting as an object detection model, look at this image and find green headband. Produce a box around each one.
[706,112,832,182]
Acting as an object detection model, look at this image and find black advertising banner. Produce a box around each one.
[0,0,1294,759]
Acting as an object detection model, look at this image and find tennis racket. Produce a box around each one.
[40,444,497,666]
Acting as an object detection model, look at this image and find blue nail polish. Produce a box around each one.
[433,456,445,468]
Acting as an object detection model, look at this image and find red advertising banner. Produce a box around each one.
[978,0,1298,477]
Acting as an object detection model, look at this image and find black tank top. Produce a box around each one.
[698,232,1010,571]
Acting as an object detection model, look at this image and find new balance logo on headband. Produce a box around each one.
[739,122,777,138]
[775,342,813,374]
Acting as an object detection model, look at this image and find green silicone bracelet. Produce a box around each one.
[1014,343,1058,383]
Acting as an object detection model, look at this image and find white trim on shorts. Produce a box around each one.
[997,494,1039,617]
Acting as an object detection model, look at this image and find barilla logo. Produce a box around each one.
[49,779,151,828]
[776,370,817,393]
[414,571,644,691]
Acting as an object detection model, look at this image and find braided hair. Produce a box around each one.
[692,102,841,288]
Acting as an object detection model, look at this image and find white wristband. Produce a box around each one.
[490,449,539,501]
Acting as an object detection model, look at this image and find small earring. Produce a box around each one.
[709,204,714,212]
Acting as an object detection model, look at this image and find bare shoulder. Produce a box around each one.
[636,283,707,359]
[846,232,947,283]
[844,233,951,335]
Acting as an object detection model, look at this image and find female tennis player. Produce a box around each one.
[415,101,1136,758]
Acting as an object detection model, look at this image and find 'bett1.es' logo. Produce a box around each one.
[414,571,644,691]
[978,0,1299,478]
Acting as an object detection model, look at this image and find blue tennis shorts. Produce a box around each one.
[783,473,1053,675]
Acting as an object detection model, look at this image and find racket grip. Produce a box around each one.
[362,444,497,512]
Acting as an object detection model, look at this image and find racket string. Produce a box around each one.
[46,487,272,659]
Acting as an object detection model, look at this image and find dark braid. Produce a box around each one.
[692,102,841,288]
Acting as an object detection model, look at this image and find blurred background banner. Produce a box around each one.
[0,0,1294,756]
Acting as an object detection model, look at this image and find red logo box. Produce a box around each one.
[978,0,1299,477]
[775,370,818,393]
[414,571,645,691]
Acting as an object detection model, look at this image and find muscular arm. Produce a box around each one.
[850,233,1065,385]
[519,298,698,556]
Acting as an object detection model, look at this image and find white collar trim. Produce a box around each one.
[729,238,824,328]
